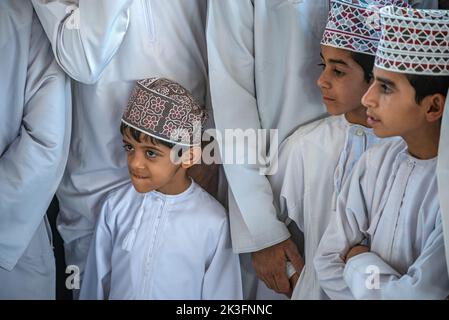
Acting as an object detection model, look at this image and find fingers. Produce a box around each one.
[272,269,291,294]
[285,240,304,273]
[254,262,291,294]
[251,246,292,295]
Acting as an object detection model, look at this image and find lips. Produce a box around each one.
[366,112,381,126]
[130,172,150,179]
[322,96,336,102]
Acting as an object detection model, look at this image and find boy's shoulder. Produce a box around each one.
[281,115,348,154]
[189,182,228,223]
[102,181,136,205]
[364,137,406,164]
[98,181,138,218]
[287,115,347,143]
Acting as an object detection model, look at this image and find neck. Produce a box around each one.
[344,106,369,127]
[403,124,440,160]
[157,169,191,195]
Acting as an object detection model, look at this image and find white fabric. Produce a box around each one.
[0,219,55,299]
[315,139,449,299]
[270,115,391,299]
[0,0,70,289]
[439,93,449,277]
[207,0,329,254]
[80,181,242,300]
[31,0,208,273]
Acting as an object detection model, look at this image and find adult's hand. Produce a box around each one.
[344,245,369,263]
[252,238,304,295]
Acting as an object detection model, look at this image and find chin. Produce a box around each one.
[325,104,342,116]
[131,182,155,194]
[372,128,392,138]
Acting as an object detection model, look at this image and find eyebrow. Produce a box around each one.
[122,138,164,153]
[319,52,349,67]
[375,76,397,88]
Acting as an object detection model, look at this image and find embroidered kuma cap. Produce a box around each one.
[375,6,449,75]
[122,78,207,146]
[321,0,410,56]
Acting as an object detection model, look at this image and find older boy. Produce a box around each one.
[314,6,449,299]
[270,0,409,300]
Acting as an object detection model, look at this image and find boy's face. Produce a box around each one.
[361,67,426,139]
[317,45,371,116]
[122,129,181,194]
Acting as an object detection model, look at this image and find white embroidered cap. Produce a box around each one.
[321,0,409,56]
[375,6,449,75]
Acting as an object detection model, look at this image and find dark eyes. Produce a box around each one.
[123,144,158,159]
[380,83,393,94]
[145,150,157,158]
[318,63,345,77]
[123,144,133,152]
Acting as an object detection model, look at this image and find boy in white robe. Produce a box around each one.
[80,78,242,300]
[0,1,71,299]
[269,0,408,300]
[314,6,449,299]
[30,2,210,292]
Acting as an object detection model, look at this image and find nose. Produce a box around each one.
[361,83,376,109]
[317,70,331,90]
[128,150,146,170]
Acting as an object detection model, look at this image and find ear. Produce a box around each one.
[181,146,202,169]
[423,93,445,123]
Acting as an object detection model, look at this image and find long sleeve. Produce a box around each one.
[269,134,307,232]
[314,157,371,300]
[343,215,449,299]
[79,200,113,300]
[0,13,71,271]
[202,218,243,300]
[31,0,133,84]
[207,0,290,253]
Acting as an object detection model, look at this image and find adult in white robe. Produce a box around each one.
[207,0,329,299]
[270,115,396,299]
[314,140,449,299]
[31,0,209,283]
[0,0,71,299]
[80,181,242,300]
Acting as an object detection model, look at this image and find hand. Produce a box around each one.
[251,238,304,295]
[288,273,300,298]
[344,245,369,263]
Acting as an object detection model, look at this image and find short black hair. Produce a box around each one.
[120,122,175,149]
[350,51,375,83]
[405,74,449,104]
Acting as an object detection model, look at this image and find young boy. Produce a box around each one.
[269,0,409,300]
[314,6,449,299]
[80,78,242,300]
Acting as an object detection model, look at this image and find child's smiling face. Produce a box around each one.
[122,128,183,194]
[317,45,372,118]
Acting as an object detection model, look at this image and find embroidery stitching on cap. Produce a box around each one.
[321,0,410,56]
[122,78,207,146]
[375,6,449,75]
